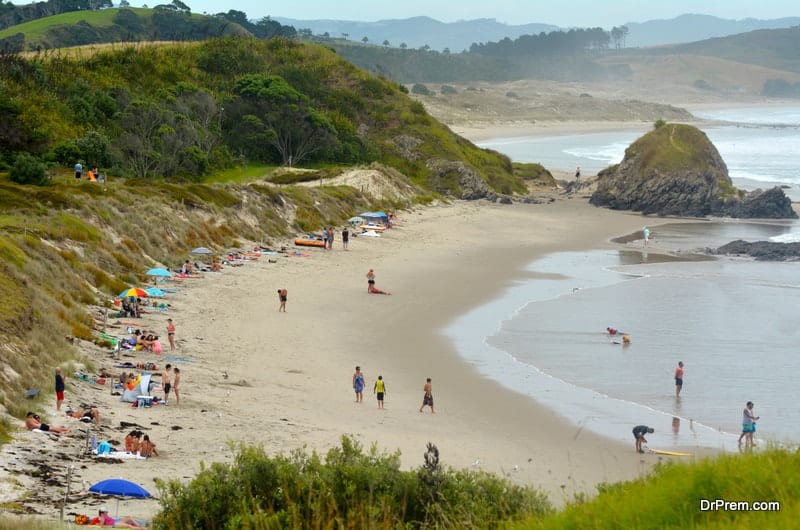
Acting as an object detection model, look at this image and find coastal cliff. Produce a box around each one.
[589,123,797,219]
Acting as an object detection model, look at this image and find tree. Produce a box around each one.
[10,153,48,186]
[115,100,165,178]
[399,42,407,49]
[341,32,349,40]
[119,0,130,7]
[361,36,368,44]
[230,74,337,166]
[75,130,112,169]
[382,39,390,47]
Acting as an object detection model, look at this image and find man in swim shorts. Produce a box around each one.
[366,269,375,292]
[674,361,684,397]
[419,378,434,413]
[278,288,288,312]
[162,364,172,405]
[25,412,70,434]
[632,425,654,453]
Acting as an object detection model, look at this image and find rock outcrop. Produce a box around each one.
[712,240,800,261]
[590,124,796,219]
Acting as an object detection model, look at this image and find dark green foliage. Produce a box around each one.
[411,83,433,95]
[440,84,457,94]
[9,153,48,185]
[762,78,800,98]
[153,437,551,529]
[653,119,667,129]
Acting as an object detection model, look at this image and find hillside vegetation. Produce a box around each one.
[0,36,524,195]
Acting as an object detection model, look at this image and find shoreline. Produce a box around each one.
[1,198,706,523]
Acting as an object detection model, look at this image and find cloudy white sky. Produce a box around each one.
[147,0,800,27]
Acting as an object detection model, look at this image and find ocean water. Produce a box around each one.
[446,220,800,451]
[457,108,800,451]
[477,105,800,201]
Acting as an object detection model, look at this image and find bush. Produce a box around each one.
[653,119,667,130]
[153,436,551,529]
[9,153,48,186]
[411,83,433,96]
[440,84,458,95]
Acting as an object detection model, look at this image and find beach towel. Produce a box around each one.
[361,230,381,237]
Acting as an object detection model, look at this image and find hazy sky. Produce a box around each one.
[158,0,800,27]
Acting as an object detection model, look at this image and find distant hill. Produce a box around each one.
[624,13,800,48]
[273,16,558,52]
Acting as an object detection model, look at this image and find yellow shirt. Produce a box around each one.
[374,380,385,393]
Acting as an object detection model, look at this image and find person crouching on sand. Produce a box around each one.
[632,425,654,453]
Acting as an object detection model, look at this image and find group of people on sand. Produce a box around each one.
[125,429,159,457]
[352,366,434,413]
[322,226,348,250]
[161,364,181,406]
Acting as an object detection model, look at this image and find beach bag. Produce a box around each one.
[75,514,90,525]
[96,441,112,455]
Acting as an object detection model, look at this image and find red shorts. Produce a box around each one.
[56,391,65,400]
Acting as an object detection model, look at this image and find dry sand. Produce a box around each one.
[2,198,676,524]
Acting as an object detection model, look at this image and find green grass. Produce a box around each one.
[520,448,800,530]
[0,8,131,41]
[203,163,275,184]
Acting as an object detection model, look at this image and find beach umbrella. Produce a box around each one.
[118,287,148,299]
[145,287,166,297]
[145,268,172,277]
[191,247,213,255]
[89,478,151,517]
[348,216,365,224]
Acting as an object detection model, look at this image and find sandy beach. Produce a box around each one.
[2,198,680,523]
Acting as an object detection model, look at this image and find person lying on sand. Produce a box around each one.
[92,506,148,528]
[25,412,70,435]
[368,284,391,295]
[66,408,101,423]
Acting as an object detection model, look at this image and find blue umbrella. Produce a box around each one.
[145,287,166,297]
[89,478,151,498]
[89,478,151,517]
[146,268,172,277]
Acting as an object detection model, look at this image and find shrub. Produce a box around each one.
[653,119,667,129]
[9,154,48,186]
[440,84,458,95]
[152,437,551,529]
[411,83,433,96]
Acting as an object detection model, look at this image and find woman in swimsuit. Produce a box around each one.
[366,269,375,292]
[166,319,176,351]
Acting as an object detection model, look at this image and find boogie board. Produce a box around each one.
[650,449,693,457]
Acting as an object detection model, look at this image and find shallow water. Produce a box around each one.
[445,220,800,450]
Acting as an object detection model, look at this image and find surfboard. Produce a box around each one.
[650,449,693,457]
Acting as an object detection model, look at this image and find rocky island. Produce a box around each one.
[589,123,797,219]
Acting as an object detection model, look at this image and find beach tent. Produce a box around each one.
[120,373,151,403]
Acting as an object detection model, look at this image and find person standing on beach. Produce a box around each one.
[374,375,386,409]
[278,288,288,312]
[342,227,349,250]
[172,367,181,406]
[353,366,365,403]
[575,166,581,180]
[738,401,760,446]
[674,361,684,397]
[55,367,65,412]
[632,425,654,453]
[166,318,176,351]
[327,227,335,250]
[74,161,82,180]
[366,269,375,292]
[419,377,434,413]
[162,364,172,405]
[643,227,651,245]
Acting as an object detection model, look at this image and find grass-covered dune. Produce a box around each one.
[521,448,799,530]
[0,169,412,443]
